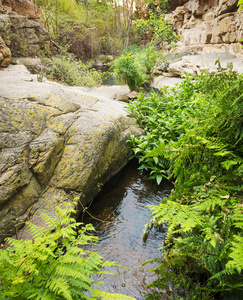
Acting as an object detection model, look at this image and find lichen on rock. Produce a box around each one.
[0,65,142,242]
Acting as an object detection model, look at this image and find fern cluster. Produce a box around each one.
[0,201,136,300]
[128,63,243,298]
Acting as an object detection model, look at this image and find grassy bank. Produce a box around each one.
[128,63,243,299]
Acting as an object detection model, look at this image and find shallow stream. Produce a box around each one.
[80,161,173,299]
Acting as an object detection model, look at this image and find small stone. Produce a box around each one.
[114,92,130,102]
[127,91,138,99]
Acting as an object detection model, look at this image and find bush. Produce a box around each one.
[133,13,178,48]
[111,52,146,91]
[40,55,103,87]
[112,46,161,91]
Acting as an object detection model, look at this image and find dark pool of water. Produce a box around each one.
[79,161,173,299]
[93,65,119,85]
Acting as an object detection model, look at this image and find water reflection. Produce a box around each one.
[80,161,173,299]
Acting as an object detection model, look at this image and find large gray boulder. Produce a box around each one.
[0,65,141,241]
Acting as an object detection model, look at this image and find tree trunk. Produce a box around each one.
[124,0,134,49]
[106,11,113,55]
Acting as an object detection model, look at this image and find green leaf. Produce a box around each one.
[221,160,238,170]
[156,174,163,185]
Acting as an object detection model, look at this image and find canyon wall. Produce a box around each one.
[0,0,51,67]
[171,0,243,55]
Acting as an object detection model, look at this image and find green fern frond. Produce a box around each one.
[232,205,243,229]
[54,264,93,284]
[40,213,57,229]
[46,277,72,300]
[0,201,124,299]
[26,221,50,239]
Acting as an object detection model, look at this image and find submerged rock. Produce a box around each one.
[0,65,142,241]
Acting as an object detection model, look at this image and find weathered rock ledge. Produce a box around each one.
[0,0,51,68]
[152,52,243,89]
[171,0,243,56]
[0,65,142,241]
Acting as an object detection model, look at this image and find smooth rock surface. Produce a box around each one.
[167,52,243,77]
[78,85,130,101]
[0,65,141,241]
[151,76,183,89]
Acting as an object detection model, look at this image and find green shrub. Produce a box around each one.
[41,55,103,87]
[111,46,161,91]
[0,201,136,300]
[238,0,243,10]
[133,13,178,48]
[111,52,146,91]
[127,74,198,183]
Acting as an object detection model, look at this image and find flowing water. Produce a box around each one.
[80,161,173,299]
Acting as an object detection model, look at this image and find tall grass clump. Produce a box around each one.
[111,46,163,91]
[128,63,243,299]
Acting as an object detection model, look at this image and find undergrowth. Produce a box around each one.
[41,55,104,86]
[128,63,243,299]
[23,55,104,87]
[0,201,135,300]
[111,46,164,91]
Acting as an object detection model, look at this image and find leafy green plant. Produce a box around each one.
[128,64,243,298]
[111,52,146,91]
[112,46,161,91]
[127,74,198,183]
[40,55,103,86]
[0,201,135,300]
[238,0,243,10]
[145,181,243,299]
[133,13,178,48]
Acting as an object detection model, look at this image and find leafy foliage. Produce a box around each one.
[127,73,199,183]
[0,201,135,300]
[128,65,243,298]
[133,12,178,47]
[39,55,103,86]
[111,52,146,91]
[112,46,162,91]
[238,0,243,10]
[34,0,137,59]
